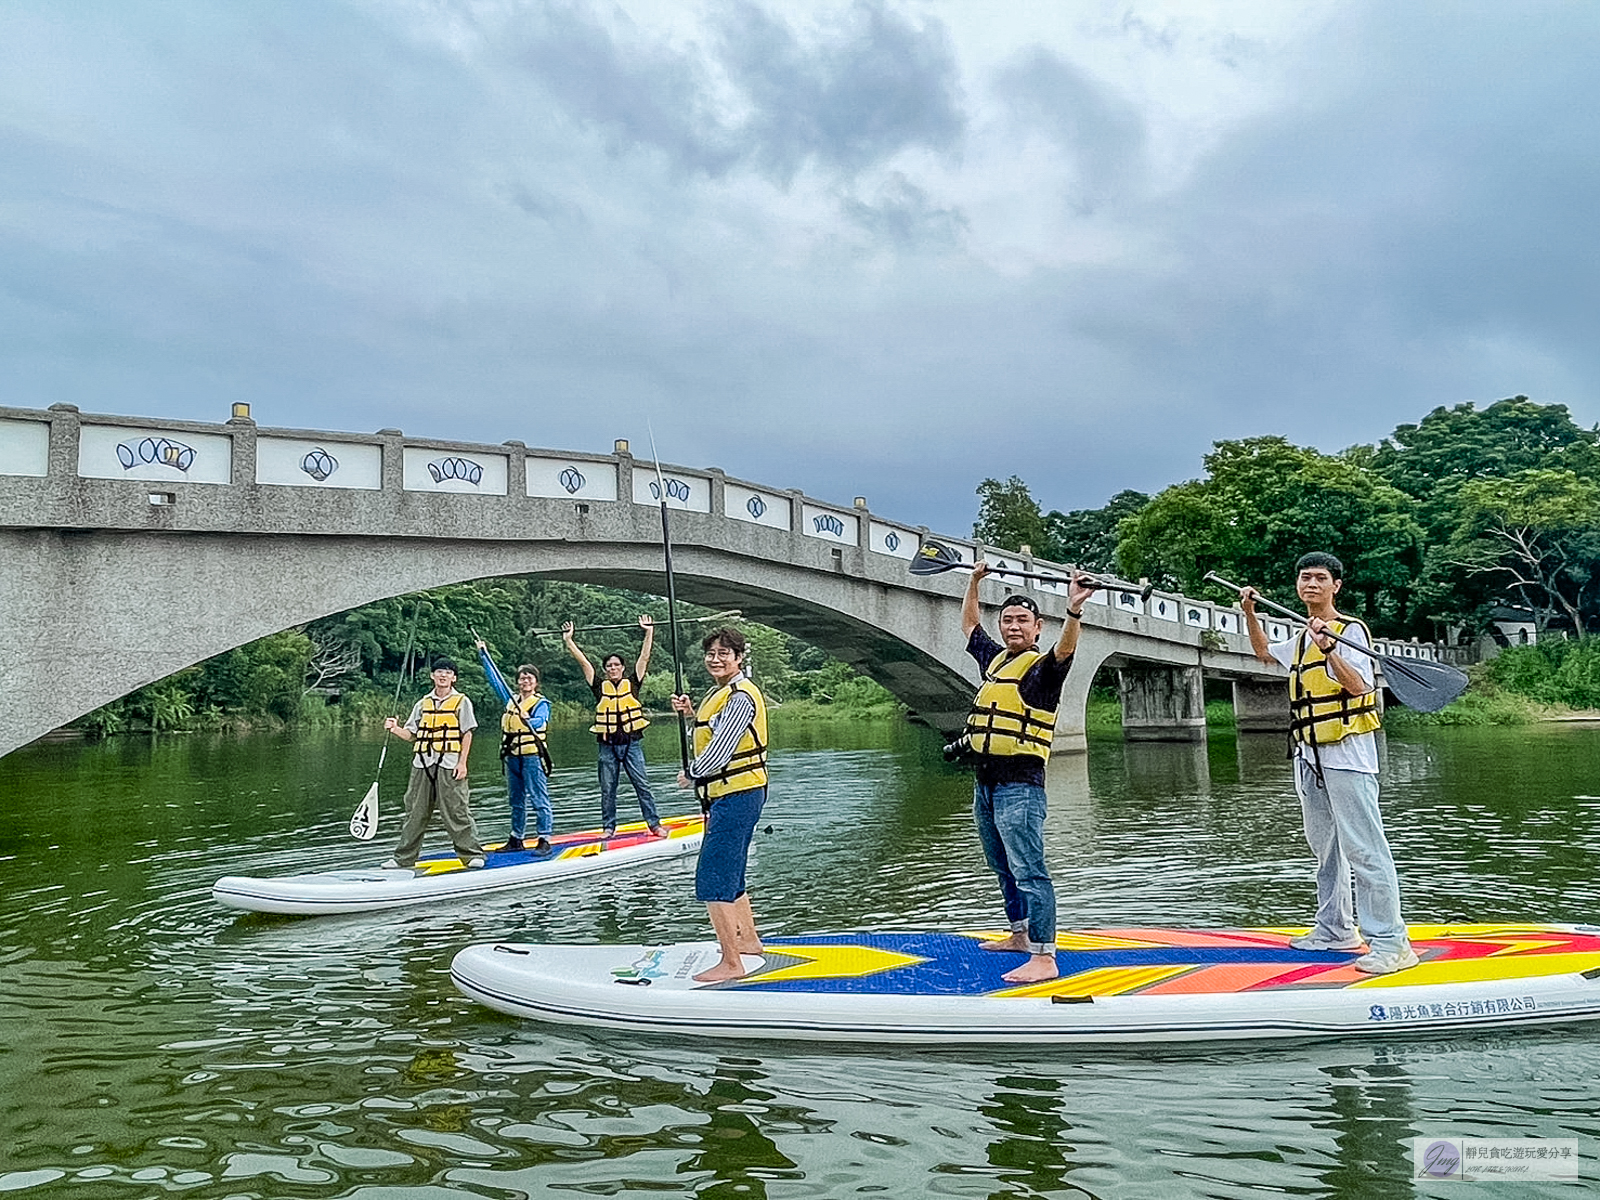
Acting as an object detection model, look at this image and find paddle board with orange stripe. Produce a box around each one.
[451,924,1600,1044]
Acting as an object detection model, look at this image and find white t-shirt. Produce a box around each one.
[1269,622,1379,775]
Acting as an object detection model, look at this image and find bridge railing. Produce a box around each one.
[0,401,1447,665]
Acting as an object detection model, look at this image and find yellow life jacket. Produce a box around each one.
[591,676,649,739]
[415,691,465,758]
[964,648,1057,761]
[1289,618,1382,751]
[501,692,552,772]
[692,678,769,801]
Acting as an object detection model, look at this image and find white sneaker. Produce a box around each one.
[464,855,486,869]
[1353,946,1420,975]
[1290,931,1365,951]
[380,858,407,869]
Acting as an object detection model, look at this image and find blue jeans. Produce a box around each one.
[504,754,551,840]
[1294,760,1409,953]
[695,786,765,903]
[973,781,1056,956]
[597,738,659,831]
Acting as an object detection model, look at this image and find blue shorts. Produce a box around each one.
[694,786,765,903]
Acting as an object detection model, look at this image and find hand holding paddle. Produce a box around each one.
[913,538,1154,601]
[1206,571,1469,713]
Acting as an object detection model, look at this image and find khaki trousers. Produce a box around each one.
[392,762,483,865]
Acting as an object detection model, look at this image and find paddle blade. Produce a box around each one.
[1379,655,1469,713]
[350,782,380,841]
[910,539,964,576]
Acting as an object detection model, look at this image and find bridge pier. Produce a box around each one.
[1049,647,1111,755]
[1231,678,1291,733]
[2,402,1340,758]
[1116,665,1206,742]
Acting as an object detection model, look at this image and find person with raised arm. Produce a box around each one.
[1241,552,1417,975]
[563,614,664,839]
[955,563,1094,984]
[476,638,553,854]
[671,626,768,982]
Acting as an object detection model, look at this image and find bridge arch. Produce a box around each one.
[2,401,1448,759]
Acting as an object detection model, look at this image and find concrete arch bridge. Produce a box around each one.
[0,404,1448,759]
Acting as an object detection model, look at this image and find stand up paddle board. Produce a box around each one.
[213,815,703,915]
[451,923,1600,1044]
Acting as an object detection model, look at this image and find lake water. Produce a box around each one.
[2,720,1599,1197]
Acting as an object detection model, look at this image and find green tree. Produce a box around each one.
[973,476,1050,554]
[1436,468,1600,632]
[1371,396,1600,532]
[196,629,314,720]
[1116,436,1424,628]
[1042,489,1148,571]
[739,623,796,701]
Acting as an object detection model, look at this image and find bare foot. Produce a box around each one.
[735,942,764,954]
[1001,955,1059,984]
[693,961,749,982]
[980,934,1030,953]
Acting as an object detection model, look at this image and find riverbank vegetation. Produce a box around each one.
[78,580,902,738]
[79,396,1599,737]
[977,395,1600,722]
[977,396,1600,642]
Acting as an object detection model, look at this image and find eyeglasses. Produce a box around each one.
[704,647,737,660]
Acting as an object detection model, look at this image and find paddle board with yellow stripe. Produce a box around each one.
[212,815,703,915]
[450,924,1600,1044]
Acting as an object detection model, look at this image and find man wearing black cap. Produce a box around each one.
[381,658,486,869]
[958,562,1094,983]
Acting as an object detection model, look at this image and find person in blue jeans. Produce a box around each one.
[563,615,664,839]
[957,562,1093,984]
[475,640,554,853]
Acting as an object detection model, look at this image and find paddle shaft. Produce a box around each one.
[945,558,1148,596]
[648,429,692,772]
[1204,571,1423,679]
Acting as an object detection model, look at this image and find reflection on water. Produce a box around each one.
[2,720,1600,1196]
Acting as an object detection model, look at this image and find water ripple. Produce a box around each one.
[4,724,1600,1196]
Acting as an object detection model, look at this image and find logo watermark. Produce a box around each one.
[1413,1137,1580,1182]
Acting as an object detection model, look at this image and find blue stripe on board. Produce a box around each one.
[729,932,1347,997]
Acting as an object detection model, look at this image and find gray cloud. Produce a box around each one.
[994,47,1147,214]
[840,173,966,250]
[2,1,1598,540]
[714,0,964,182]
[507,3,743,177]
[500,0,962,184]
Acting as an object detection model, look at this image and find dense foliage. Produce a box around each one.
[80,580,899,736]
[82,396,1600,737]
[974,396,1600,641]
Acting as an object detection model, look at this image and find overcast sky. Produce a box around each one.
[3,1,1596,534]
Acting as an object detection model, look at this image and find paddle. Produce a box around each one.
[350,600,421,839]
[1203,571,1469,713]
[647,423,693,773]
[911,537,1156,601]
[526,611,740,638]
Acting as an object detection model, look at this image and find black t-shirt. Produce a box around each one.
[591,671,645,744]
[965,627,1074,787]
